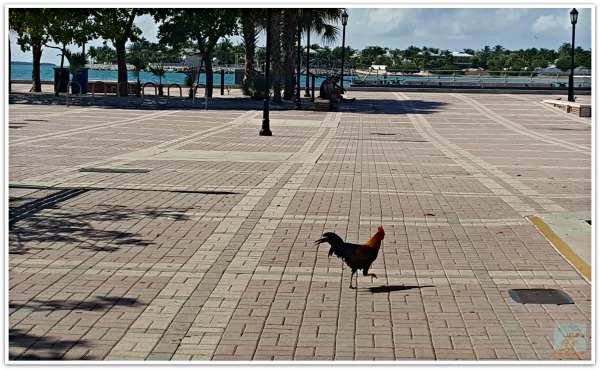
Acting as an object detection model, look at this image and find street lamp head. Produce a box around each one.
[342,10,349,26]
[570,8,578,25]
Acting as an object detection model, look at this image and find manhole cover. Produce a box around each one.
[79,168,150,174]
[508,289,573,305]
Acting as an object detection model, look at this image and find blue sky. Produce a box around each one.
[8,6,593,65]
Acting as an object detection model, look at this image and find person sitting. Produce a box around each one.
[330,76,356,102]
[319,76,340,109]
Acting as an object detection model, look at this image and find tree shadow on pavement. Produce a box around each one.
[341,98,447,115]
[9,296,142,360]
[9,329,89,360]
[9,188,191,255]
[10,92,447,114]
[9,295,141,312]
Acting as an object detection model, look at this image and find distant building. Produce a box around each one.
[181,49,220,67]
[451,52,472,69]
[415,51,473,69]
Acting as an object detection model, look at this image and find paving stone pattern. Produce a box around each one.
[8,92,591,361]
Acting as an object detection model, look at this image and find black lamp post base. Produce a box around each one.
[259,128,272,136]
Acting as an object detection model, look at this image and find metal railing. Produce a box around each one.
[349,70,592,88]
[66,81,82,107]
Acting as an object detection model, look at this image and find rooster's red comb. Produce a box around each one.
[378,226,384,233]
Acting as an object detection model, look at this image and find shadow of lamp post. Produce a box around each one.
[568,8,578,102]
[340,9,349,90]
[296,8,304,110]
[260,8,273,136]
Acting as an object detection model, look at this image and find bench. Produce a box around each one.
[313,99,331,111]
[89,81,140,95]
[543,99,591,117]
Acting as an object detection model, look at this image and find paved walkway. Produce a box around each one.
[8,90,591,362]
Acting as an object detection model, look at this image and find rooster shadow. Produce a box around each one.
[368,284,435,294]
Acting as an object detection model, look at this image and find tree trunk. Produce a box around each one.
[271,10,283,103]
[9,35,11,93]
[115,39,128,96]
[203,52,214,98]
[282,13,297,100]
[241,17,257,88]
[30,35,43,93]
[56,46,66,96]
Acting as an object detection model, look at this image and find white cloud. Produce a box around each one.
[532,14,569,33]
[134,14,160,42]
[352,8,420,36]
[493,8,529,28]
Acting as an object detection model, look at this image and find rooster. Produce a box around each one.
[315,226,385,289]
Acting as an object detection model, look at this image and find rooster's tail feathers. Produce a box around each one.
[314,232,354,260]
[314,232,345,248]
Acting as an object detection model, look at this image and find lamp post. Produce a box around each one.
[304,10,311,97]
[260,8,273,136]
[296,8,303,110]
[568,8,578,102]
[340,10,349,90]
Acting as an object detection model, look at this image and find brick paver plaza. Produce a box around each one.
[8,90,592,362]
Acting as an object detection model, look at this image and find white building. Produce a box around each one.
[182,49,220,67]
[451,52,472,68]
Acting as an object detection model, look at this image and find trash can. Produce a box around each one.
[72,68,89,94]
[54,67,69,93]
[234,68,244,84]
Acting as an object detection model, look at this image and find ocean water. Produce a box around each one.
[10,63,331,86]
[10,63,235,85]
[11,62,576,86]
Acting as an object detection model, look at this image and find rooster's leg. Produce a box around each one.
[367,273,377,282]
[349,271,356,289]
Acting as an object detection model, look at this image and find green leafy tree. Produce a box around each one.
[575,47,591,69]
[92,44,118,64]
[554,56,572,72]
[9,8,53,92]
[214,38,235,65]
[154,8,238,98]
[43,9,95,95]
[89,9,145,96]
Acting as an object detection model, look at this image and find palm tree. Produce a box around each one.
[281,9,298,100]
[440,50,453,67]
[127,49,148,97]
[65,49,87,93]
[183,69,199,98]
[270,10,283,102]
[148,63,167,95]
[240,9,263,89]
[214,38,234,65]
[281,8,342,100]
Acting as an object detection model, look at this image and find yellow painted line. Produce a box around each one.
[527,216,591,282]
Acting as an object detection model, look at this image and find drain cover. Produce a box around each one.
[79,168,150,174]
[508,289,573,305]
